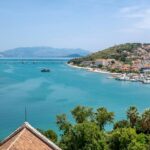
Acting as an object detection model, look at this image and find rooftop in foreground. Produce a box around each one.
[0,122,61,150]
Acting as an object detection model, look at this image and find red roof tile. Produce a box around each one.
[0,122,61,150]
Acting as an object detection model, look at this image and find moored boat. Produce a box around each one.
[41,68,51,72]
[142,79,150,84]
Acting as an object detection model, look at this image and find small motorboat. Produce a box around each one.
[41,68,50,72]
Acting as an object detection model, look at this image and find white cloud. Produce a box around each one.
[119,6,150,31]
[135,9,150,29]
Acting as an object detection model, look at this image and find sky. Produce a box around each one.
[0,0,150,51]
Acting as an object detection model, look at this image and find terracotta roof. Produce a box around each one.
[0,122,61,150]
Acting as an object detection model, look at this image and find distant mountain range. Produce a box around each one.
[0,47,89,58]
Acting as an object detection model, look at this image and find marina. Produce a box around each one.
[69,63,150,84]
[113,73,150,84]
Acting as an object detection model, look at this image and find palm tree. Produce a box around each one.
[127,106,139,128]
[141,109,150,134]
[96,107,114,130]
[71,106,93,123]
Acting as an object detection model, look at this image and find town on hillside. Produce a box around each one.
[68,43,150,84]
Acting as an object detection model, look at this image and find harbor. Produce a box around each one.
[69,63,150,84]
[112,73,150,84]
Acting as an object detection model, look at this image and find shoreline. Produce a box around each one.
[67,63,119,75]
[67,63,150,84]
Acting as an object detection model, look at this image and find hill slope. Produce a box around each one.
[0,47,89,58]
[68,43,150,65]
[68,43,150,73]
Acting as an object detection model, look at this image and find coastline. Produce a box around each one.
[67,63,119,75]
[67,63,150,84]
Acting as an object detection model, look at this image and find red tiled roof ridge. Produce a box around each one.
[0,122,61,150]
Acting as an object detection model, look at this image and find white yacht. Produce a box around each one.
[143,78,150,84]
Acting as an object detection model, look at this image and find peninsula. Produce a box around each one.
[68,43,150,83]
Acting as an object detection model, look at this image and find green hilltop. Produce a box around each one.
[68,43,150,65]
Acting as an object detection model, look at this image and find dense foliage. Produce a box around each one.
[40,106,150,150]
[37,128,58,143]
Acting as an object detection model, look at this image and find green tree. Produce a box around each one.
[59,122,108,150]
[114,120,130,129]
[98,64,103,68]
[127,106,139,128]
[71,106,93,123]
[56,114,72,133]
[55,105,150,149]
[44,130,58,143]
[95,107,114,130]
[141,109,150,134]
[128,134,149,150]
[108,128,148,150]
[37,129,57,143]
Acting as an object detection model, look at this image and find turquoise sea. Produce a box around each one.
[0,59,150,140]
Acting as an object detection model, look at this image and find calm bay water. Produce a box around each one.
[0,59,150,139]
